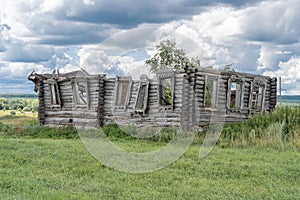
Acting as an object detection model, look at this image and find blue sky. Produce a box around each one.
[0,0,299,94]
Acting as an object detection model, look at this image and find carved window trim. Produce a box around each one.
[227,76,244,112]
[156,70,175,110]
[134,74,150,113]
[47,79,61,110]
[203,75,219,110]
[72,78,90,109]
[113,76,132,110]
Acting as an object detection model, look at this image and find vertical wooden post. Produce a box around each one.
[279,76,282,107]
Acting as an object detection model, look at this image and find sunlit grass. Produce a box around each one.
[0,138,299,199]
[0,110,38,126]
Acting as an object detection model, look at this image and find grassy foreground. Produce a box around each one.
[0,137,299,200]
[0,107,299,199]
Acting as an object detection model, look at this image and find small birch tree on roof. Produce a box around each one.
[145,39,199,73]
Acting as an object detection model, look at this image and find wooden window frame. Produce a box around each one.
[72,78,90,109]
[227,76,244,112]
[134,74,150,113]
[250,78,266,113]
[156,70,175,111]
[203,75,219,110]
[47,80,61,110]
[113,76,132,110]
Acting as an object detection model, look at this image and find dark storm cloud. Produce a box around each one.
[57,0,260,26]
[3,0,262,46]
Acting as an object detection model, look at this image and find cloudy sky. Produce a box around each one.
[0,0,299,94]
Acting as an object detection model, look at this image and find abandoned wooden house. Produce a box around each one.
[28,66,277,130]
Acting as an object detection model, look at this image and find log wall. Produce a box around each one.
[41,76,104,129]
[102,73,184,127]
[183,67,277,129]
[31,68,277,130]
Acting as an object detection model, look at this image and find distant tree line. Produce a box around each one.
[0,98,38,112]
[0,93,38,99]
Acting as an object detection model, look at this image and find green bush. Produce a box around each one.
[9,111,16,115]
[101,123,131,139]
[0,122,13,134]
[0,98,38,112]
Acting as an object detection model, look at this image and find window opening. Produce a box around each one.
[48,80,61,109]
[204,77,218,108]
[156,69,174,110]
[252,85,263,110]
[136,84,146,109]
[135,75,150,112]
[113,77,132,110]
[50,83,60,105]
[77,82,88,105]
[73,79,89,108]
[116,81,129,106]
[227,77,243,111]
[160,77,173,106]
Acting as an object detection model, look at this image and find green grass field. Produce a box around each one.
[0,138,299,199]
[0,110,38,126]
[0,108,299,199]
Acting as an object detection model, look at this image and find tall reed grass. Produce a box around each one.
[218,106,300,149]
